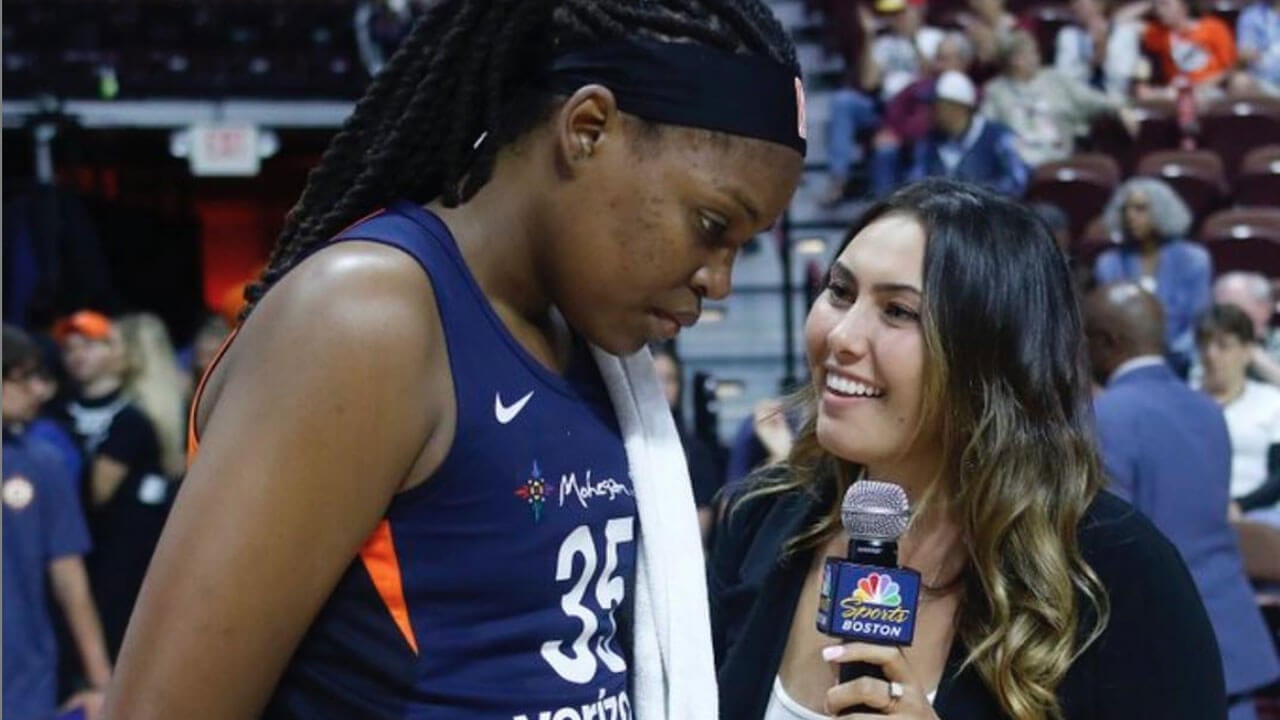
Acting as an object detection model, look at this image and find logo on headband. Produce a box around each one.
[795,77,808,141]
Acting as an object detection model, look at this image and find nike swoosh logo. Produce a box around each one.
[494,391,534,424]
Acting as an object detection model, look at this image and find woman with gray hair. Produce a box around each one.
[1094,177,1212,374]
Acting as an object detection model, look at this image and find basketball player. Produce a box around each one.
[103,1,805,718]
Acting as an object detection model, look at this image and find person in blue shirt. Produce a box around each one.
[906,70,1029,196]
[3,324,111,720]
[1093,177,1212,376]
[1235,0,1280,94]
[1084,285,1280,720]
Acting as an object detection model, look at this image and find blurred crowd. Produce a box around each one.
[820,0,1280,208]
[4,312,230,719]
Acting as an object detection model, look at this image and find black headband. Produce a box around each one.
[544,39,807,157]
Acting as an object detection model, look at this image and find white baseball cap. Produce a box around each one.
[934,70,976,107]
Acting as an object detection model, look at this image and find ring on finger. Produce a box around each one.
[887,680,905,709]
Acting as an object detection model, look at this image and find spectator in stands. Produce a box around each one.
[957,0,1022,68]
[905,70,1030,195]
[1094,178,1211,374]
[118,314,187,482]
[1136,0,1237,100]
[53,310,167,660]
[1196,305,1280,520]
[822,0,943,206]
[863,32,976,198]
[1084,284,1280,720]
[1235,0,1280,95]
[861,0,944,100]
[651,344,725,543]
[26,351,85,491]
[1056,0,1144,97]
[1213,272,1280,383]
[982,30,1132,167]
[4,325,111,720]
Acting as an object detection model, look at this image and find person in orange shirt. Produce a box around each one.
[1138,0,1237,96]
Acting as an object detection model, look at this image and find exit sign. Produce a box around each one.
[189,125,261,177]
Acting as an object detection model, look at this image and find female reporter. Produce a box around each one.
[711,178,1224,719]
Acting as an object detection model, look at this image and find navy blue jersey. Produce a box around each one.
[192,202,637,719]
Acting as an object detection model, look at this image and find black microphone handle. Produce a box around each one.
[836,537,899,715]
[839,660,887,712]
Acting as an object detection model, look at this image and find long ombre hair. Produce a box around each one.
[744,179,1110,720]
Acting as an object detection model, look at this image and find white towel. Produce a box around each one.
[591,345,719,720]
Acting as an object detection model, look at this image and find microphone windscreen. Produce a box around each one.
[841,480,909,541]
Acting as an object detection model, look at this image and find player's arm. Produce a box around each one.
[102,243,448,720]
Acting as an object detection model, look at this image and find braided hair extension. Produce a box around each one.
[242,0,798,315]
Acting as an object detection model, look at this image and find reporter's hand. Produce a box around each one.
[822,642,940,719]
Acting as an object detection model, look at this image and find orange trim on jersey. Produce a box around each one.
[334,207,389,237]
[186,327,241,465]
[359,520,420,655]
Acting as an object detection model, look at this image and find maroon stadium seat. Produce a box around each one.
[1200,208,1280,277]
[1235,144,1280,209]
[1026,154,1121,241]
[1135,149,1228,229]
[1200,97,1280,183]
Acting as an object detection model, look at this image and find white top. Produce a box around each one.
[873,27,945,99]
[1053,21,1142,98]
[765,676,937,720]
[1223,380,1280,502]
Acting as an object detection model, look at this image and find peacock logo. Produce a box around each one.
[852,572,902,608]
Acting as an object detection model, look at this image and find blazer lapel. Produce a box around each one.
[719,488,827,719]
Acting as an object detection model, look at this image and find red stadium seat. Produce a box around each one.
[1200,97,1280,183]
[1135,149,1228,229]
[1200,208,1280,277]
[1087,99,1181,176]
[1236,144,1280,209]
[1026,154,1121,241]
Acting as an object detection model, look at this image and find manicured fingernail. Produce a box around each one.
[822,645,843,661]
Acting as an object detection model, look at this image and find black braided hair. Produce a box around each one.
[243,0,799,316]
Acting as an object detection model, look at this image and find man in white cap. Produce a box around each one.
[906,69,1029,196]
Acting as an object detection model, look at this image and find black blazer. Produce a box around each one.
[709,480,1228,719]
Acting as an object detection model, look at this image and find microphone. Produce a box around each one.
[815,480,920,714]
